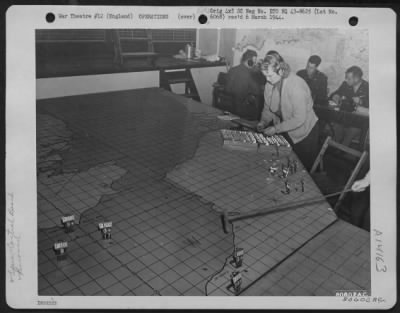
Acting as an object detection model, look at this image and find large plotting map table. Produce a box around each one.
[37,88,370,296]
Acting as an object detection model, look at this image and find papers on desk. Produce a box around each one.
[217,114,240,121]
[202,54,221,62]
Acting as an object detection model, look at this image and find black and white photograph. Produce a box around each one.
[5,5,396,310]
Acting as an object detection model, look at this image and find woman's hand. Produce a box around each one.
[256,122,265,132]
[263,126,276,136]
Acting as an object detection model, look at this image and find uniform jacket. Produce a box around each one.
[297,69,328,106]
[330,79,369,109]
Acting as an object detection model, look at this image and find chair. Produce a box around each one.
[212,72,233,110]
[353,127,369,152]
[160,68,201,102]
[216,71,228,86]
[310,136,369,213]
[111,30,158,66]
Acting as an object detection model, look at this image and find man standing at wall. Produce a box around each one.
[297,55,328,107]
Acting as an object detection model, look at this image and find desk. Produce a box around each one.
[37,88,369,296]
[314,105,369,150]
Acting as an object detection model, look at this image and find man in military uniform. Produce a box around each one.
[329,66,369,146]
[297,55,328,107]
[329,65,369,111]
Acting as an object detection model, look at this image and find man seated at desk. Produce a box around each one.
[225,49,266,120]
[297,55,328,107]
[329,66,369,147]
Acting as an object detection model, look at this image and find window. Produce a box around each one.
[36,29,199,77]
[36,29,107,42]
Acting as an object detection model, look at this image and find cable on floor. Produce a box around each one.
[204,222,236,296]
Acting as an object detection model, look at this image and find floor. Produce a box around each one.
[37,88,370,296]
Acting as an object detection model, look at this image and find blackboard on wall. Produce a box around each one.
[36,29,197,55]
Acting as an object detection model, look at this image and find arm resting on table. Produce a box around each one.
[356,106,369,116]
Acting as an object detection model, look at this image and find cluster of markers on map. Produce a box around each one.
[220,129,292,154]
[53,215,112,261]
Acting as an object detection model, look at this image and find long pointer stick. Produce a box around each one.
[220,189,353,234]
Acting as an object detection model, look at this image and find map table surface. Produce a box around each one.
[37,87,370,296]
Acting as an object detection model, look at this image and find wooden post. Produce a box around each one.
[334,151,368,212]
[310,136,331,174]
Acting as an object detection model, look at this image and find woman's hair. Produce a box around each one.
[263,52,290,78]
[265,50,284,63]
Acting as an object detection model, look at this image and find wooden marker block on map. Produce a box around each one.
[258,134,292,154]
[220,129,258,152]
[53,240,68,260]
